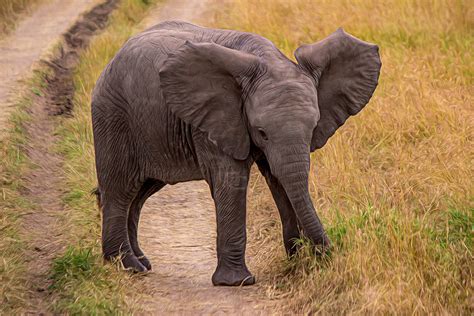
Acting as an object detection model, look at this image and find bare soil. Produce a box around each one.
[21,84,65,314]
[136,1,276,314]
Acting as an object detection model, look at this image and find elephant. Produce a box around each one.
[91,20,381,286]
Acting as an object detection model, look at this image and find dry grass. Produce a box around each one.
[209,0,473,314]
[0,0,42,36]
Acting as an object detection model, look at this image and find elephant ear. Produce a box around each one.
[295,28,381,151]
[159,41,260,160]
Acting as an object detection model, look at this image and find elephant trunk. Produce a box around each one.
[266,145,330,249]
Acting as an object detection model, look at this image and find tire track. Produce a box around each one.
[0,0,100,137]
[2,1,119,312]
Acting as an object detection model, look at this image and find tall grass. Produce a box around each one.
[210,0,473,314]
[0,0,42,36]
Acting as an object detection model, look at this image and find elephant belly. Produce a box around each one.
[146,155,204,185]
[136,115,205,185]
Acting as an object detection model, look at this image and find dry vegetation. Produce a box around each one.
[210,0,473,314]
[0,0,42,36]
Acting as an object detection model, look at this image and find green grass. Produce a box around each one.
[50,247,95,288]
[50,0,160,314]
[50,246,127,314]
[211,0,473,313]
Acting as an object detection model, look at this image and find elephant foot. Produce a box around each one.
[212,265,255,286]
[313,234,332,255]
[120,253,148,273]
[137,255,152,271]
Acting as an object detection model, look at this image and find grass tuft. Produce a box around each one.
[50,247,94,288]
[49,246,127,315]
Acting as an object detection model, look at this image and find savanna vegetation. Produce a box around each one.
[0,0,41,36]
[209,0,473,314]
[1,0,471,314]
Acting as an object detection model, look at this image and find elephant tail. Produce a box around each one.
[91,187,102,211]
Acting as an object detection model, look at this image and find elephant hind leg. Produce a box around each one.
[100,179,148,273]
[128,178,166,270]
[93,108,149,272]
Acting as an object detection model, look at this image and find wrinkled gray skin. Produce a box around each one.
[92,21,381,286]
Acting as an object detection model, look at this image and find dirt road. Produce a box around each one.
[137,1,275,314]
[0,0,99,136]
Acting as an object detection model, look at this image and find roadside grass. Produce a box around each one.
[0,0,42,36]
[50,0,159,313]
[0,71,44,313]
[211,0,473,314]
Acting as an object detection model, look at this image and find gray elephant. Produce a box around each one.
[91,21,381,286]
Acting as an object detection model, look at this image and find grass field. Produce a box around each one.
[210,0,473,314]
[0,0,42,36]
[59,0,473,312]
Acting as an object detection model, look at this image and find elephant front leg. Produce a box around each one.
[256,159,301,256]
[209,171,255,286]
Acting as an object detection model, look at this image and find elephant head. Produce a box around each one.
[159,28,381,249]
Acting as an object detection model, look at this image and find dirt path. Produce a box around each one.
[5,1,119,313]
[21,81,66,314]
[139,183,273,314]
[137,1,275,314]
[0,0,99,137]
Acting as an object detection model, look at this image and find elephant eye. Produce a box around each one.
[258,128,268,141]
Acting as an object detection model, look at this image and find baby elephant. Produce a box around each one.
[92,21,381,286]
